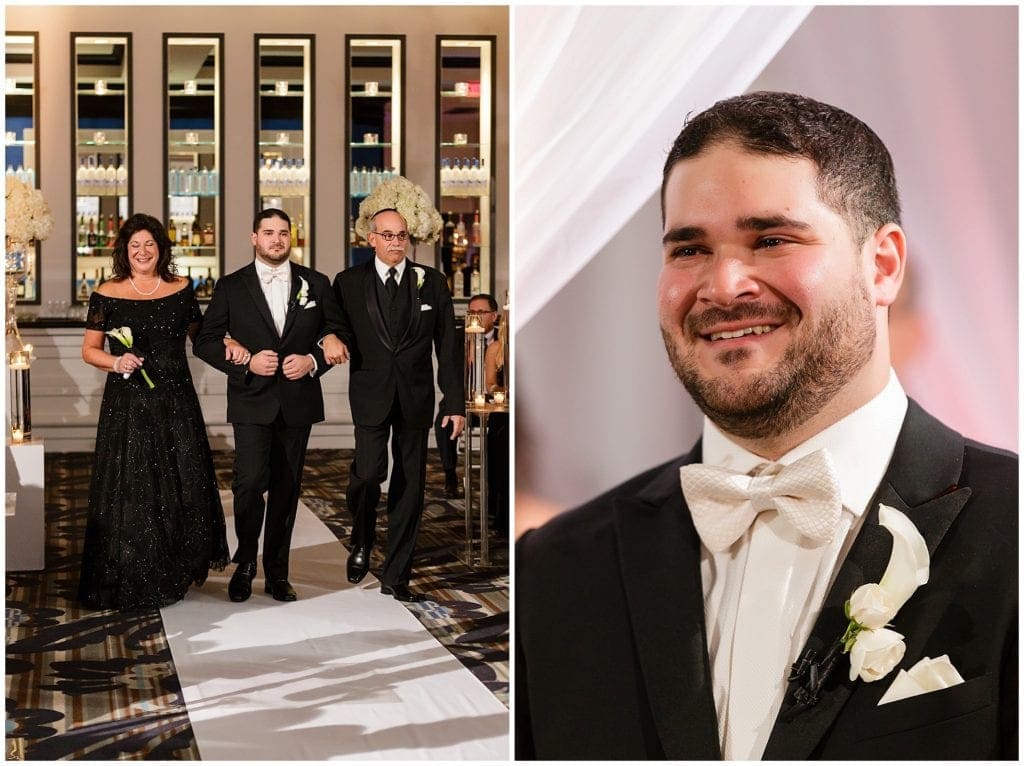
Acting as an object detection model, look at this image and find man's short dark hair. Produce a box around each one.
[253,207,290,232]
[662,91,901,242]
[469,293,499,312]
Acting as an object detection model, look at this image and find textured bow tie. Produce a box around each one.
[680,449,842,552]
[261,267,288,284]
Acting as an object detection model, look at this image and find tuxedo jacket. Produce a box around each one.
[516,401,1017,760]
[332,259,464,429]
[195,261,343,426]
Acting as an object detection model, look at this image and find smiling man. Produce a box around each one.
[516,92,1017,760]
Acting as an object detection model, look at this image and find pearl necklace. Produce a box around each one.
[129,276,161,296]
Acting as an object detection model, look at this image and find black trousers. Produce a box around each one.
[487,412,509,536]
[433,410,459,472]
[347,393,429,587]
[231,415,312,580]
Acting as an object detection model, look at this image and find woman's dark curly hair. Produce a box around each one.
[110,213,175,281]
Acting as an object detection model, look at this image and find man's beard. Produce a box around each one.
[256,244,291,265]
[662,280,877,440]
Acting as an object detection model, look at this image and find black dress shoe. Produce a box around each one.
[381,583,426,603]
[264,579,297,602]
[444,476,464,499]
[347,547,370,584]
[228,562,257,602]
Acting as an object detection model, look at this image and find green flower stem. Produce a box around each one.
[139,368,155,389]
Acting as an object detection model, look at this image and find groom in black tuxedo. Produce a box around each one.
[325,208,464,603]
[196,208,344,603]
[516,93,1017,759]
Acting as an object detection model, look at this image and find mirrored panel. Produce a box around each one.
[72,33,131,304]
[164,34,223,301]
[256,36,313,267]
[345,35,404,268]
[6,32,40,303]
[436,37,495,303]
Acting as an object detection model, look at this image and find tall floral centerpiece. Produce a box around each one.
[5,175,53,441]
[355,175,443,248]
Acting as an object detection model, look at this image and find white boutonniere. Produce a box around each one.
[842,504,929,682]
[296,276,316,309]
[412,266,426,292]
[105,326,155,389]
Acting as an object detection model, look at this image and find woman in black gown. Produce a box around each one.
[78,213,229,610]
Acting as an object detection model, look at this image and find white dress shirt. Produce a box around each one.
[254,258,290,335]
[253,258,317,376]
[700,370,908,759]
[374,256,406,285]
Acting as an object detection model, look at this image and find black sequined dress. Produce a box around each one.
[78,283,229,610]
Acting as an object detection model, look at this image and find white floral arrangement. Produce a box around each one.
[355,175,443,245]
[5,175,54,245]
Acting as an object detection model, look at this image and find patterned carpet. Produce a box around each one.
[5,449,508,760]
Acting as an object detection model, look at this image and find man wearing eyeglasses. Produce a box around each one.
[327,208,465,602]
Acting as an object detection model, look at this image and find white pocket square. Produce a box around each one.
[421,304,432,311]
[303,300,317,309]
[877,655,964,705]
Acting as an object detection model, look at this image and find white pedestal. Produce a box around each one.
[6,439,45,571]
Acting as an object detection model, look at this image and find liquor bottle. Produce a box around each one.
[87,217,97,248]
[290,216,298,247]
[76,158,88,195]
[455,213,467,246]
[167,218,178,244]
[471,209,481,245]
[97,268,106,287]
[349,216,357,245]
[203,222,215,246]
[470,258,481,295]
[452,262,466,299]
[206,268,216,295]
[195,273,207,297]
[444,211,456,245]
[191,218,202,249]
[78,272,90,301]
[103,215,113,247]
[178,221,190,247]
[77,215,88,248]
[296,214,305,247]
[103,158,117,195]
[115,155,127,196]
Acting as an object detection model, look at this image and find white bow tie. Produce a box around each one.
[261,267,288,284]
[680,449,842,552]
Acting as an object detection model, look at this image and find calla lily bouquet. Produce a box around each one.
[843,504,929,682]
[106,326,155,389]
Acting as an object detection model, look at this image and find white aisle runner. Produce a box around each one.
[160,493,509,760]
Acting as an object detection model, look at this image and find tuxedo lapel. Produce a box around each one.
[613,443,721,760]
[362,262,393,352]
[764,401,971,759]
[241,264,278,337]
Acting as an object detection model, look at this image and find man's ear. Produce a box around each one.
[868,223,906,308]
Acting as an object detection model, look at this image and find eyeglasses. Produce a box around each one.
[467,309,496,316]
[373,230,409,243]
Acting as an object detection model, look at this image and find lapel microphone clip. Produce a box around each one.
[784,639,842,718]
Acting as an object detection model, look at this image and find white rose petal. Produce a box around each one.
[849,627,906,682]
[849,582,898,629]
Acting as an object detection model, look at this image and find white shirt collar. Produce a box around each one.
[702,369,908,517]
[375,257,406,283]
[254,258,291,280]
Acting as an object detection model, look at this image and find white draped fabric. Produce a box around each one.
[514,5,813,329]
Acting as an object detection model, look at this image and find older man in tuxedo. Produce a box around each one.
[325,208,464,603]
[516,93,1017,759]
[196,208,343,603]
